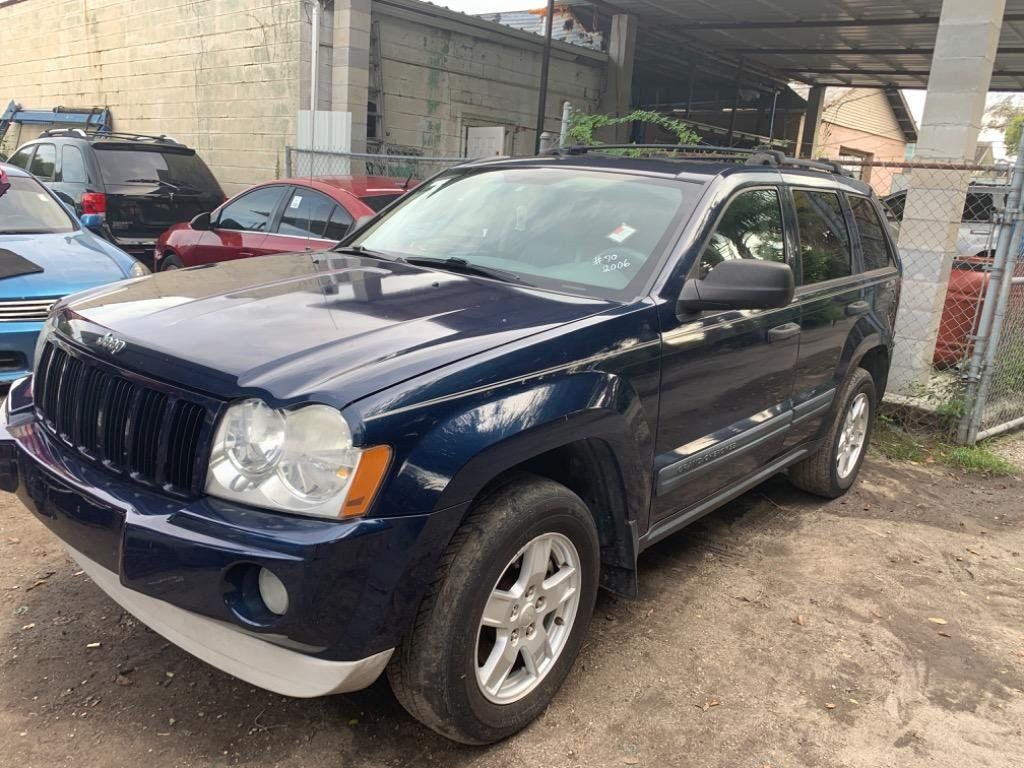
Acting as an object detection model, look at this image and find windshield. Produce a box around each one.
[94,147,221,194]
[352,167,701,297]
[0,175,75,234]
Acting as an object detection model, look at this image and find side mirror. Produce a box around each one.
[190,211,213,231]
[80,213,105,233]
[677,259,794,314]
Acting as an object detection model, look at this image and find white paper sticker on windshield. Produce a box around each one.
[289,195,302,209]
[607,223,636,244]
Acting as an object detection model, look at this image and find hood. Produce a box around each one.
[0,230,129,299]
[58,252,613,405]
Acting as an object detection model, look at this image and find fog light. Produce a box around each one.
[258,568,289,616]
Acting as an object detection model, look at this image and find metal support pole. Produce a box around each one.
[534,0,556,155]
[685,69,694,118]
[767,90,779,145]
[559,100,573,147]
[726,60,743,147]
[960,149,1024,443]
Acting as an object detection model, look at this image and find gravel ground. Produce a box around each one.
[1,445,1023,768]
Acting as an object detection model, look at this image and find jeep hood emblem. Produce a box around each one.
[96,332,127,354]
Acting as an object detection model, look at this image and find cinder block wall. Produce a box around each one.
[0,0,303,194]
[373,4,607,156]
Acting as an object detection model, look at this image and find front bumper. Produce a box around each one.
[0,322,43,383]
[67,544,392,697]
[1,377,465,696]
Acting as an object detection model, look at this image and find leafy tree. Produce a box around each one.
[984,95,1024,156]
[566,109,699,150]
[1004,114,1024,156]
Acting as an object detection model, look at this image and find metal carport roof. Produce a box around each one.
[584,0,1024,91]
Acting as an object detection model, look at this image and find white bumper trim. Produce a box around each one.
[67,546,393,698]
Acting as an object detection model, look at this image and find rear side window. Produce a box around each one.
[361,193,401,212]
[29,144,56,180]
[278,189,336,238]
[849,196,895,272]
[699,188,786,279]
[793,189,852,284]
[94,146,221,195]
[324,206,354,240]
[60,145,88,183]
[218,186,287,232]
[882,190,905,222]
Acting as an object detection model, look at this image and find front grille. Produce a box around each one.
[34,341,215,497]
[0,299,56,322]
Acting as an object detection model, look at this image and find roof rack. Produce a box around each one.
[743,148,851,177]
[545,144,853,177]
[37,127,182,145]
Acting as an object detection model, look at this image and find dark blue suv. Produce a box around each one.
[0,148,900,744]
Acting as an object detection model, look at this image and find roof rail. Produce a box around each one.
[38,127,90,139]
[89,130,182,145]
[37,127,182,145]
[547,143,754,157]
[744,149,851,177]
[546,143,853,177]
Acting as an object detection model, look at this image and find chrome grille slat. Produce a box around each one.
[0,299,57,322]
[34,340,211,497]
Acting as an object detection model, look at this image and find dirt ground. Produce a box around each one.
[1,443,1023,768]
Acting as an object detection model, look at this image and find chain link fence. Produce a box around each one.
[283,146,467,183]
[846,156,1024,443]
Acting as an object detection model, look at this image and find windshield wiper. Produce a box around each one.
[400,256,528,285]
[122,177,200,194]
[331,245,399,261]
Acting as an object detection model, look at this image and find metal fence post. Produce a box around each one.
[284,146,293,178]
[962,152,1024,443]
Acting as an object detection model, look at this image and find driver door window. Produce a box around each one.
[700,188,786,279]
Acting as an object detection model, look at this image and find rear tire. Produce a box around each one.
[159,253,184,271]
[388,474,600,745]
[789,367,875,498]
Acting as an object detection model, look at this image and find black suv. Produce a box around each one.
[7,129,224,267]
[1,147,900,744]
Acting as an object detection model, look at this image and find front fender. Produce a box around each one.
[373,370,654,532]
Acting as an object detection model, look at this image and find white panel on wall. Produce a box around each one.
[465,126,506,158]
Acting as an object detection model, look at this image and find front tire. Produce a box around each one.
[388,474,600,744]
[789,367,876,498]
[159,253,184,271]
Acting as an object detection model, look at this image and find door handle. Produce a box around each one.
[846,300,871,316]
[768,322,801,343]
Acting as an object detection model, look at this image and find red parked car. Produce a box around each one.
[154,176,411,270]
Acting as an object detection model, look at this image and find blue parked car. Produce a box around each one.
[0,163,147,382]
[0,148,900,744]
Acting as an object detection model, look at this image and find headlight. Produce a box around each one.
[206,399,391,519]
[129,261,151,277]
[32,312,58,373]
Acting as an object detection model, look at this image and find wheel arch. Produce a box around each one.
[380,372,654,599]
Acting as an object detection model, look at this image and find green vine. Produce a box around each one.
[566,109,700,151]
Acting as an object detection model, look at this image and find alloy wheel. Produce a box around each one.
[474,532,581,705]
